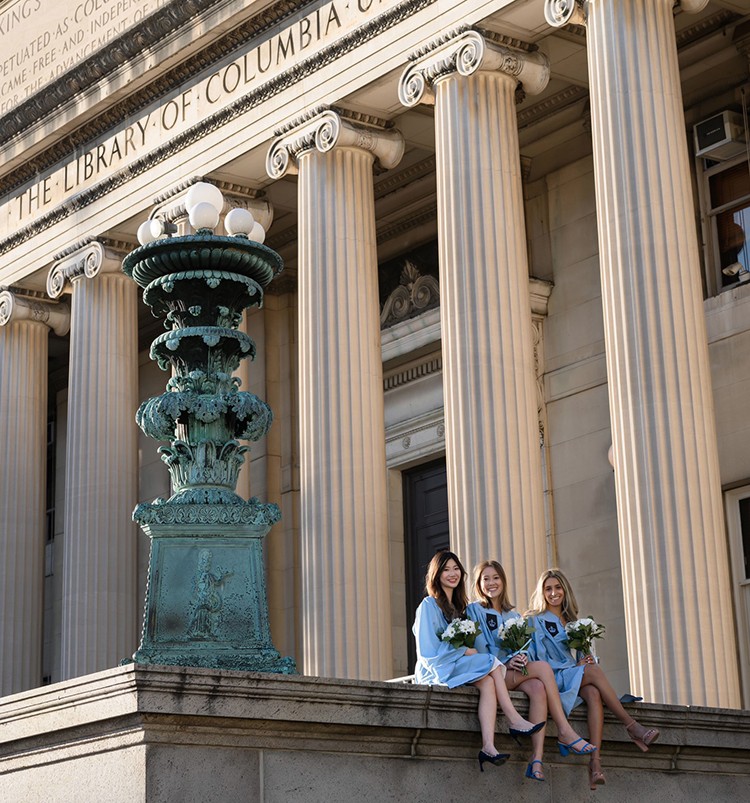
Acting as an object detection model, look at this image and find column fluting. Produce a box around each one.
[568,0,739,705]
[50,244,140,679]
[0,292,68,694]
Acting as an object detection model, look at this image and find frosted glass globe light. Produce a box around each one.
[249,221,266,244]
[225,207,255,236]
[189,202,221,230]
[185,182,224,215]
[137,220,157,245]
[149,218,166,239]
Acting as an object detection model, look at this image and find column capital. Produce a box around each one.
[398,29,549,108]
[544,0,587,28]
[0,287,70,335]
[544,0,707,28]
[47,240,126,299]
[266,108,404,180]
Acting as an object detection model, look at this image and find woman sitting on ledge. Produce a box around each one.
[413,550,544,772]
[467,560,595,782]
[526,568,659,791]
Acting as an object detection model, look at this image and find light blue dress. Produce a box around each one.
[527,611,585,715]
[466,602,519,663]
[413,596,496,688]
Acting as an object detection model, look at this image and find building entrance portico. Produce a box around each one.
[1,0,750,717]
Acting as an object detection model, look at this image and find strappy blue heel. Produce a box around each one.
[557,737,597,756]
[478,750,510,772]
[525,759,545,781]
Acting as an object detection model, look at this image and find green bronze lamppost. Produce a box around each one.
[123,182,294,673]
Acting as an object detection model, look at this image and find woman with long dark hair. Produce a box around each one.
[413,550,544,772]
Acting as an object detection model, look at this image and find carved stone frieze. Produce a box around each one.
[0,287,70,335]
[398,29,549,108]
[0,0,437,255]
[380,260,440,328]
[266,109,404,179]
[47,240,125,299]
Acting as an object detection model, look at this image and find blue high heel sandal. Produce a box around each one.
[508,721,545,746]
[478,750,510,772]
[525,759,545,782]
[557,737,597,756]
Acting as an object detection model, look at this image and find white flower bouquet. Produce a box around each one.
[564,617,606,660]
[440,618,481,649]
[496,615,535,674]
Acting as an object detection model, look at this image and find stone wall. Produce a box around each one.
[1,666,748,802]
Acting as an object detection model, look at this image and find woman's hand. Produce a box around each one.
[507,653,527,672]
[577,654,596,666]
[464,647,478,655]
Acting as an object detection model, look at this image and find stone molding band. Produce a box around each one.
[266,110,405,179]
[543,0,708,28]
[0,289,70,336]
[398,29,550,108]
[47,241,126,299]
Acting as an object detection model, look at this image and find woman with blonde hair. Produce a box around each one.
[526,568,659,790]
[467,560,595,782]
[413,550,544,771]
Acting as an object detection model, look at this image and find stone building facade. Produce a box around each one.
[1,0,749,710]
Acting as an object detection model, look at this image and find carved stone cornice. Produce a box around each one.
[398,29,549,108]
[266,109,404,179]
[0,0,304,143]
[517,85,589,129]
[0,287,70,335]
[0,0,437,256]
[47,241,126,299]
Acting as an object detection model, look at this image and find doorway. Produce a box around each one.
[403,457,449,670]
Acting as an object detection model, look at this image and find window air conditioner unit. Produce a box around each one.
[694,111,747,161]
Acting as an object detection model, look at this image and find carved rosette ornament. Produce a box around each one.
[398,29,550,107]
[266,108,405,179]
[122,184,295,673]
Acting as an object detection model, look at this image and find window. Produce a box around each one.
[701,155,750,295]
[724,486,750,706]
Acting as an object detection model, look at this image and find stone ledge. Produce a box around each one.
[1,665,749,801]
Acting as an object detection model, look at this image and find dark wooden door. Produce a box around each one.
[403,458,449,671]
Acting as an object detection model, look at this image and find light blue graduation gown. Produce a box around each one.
[413,597,496,688]
[466,602,519,663]
[527,611,585,715]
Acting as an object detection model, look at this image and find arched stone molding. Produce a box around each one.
[398,29,550,605]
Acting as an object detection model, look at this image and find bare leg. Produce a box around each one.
[579,664,658,750]
[471,675,500,755]
[579,685,605,789]
[489,666,536,731]
[509,675,546,772]
[509,661,592,748]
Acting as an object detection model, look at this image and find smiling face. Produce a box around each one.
[440,559,462,594]
[480,566,503,601]
[543,576,565,611]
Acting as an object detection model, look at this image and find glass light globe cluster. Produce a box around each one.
[136,181,266,245]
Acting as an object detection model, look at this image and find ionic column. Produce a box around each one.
[0,290,69,695]
[399,31,550,601]
[545,0,741,706]
[267,110,404,679]
[47,241,139,679]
